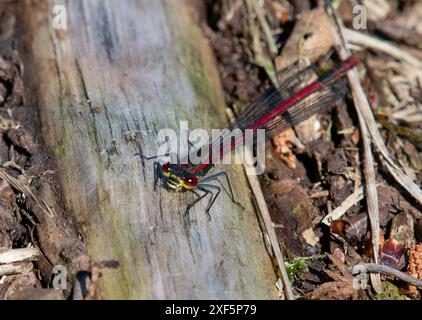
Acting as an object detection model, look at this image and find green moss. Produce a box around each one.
[285,254,326,280]
[184,46,216,123]
[375,281,407,300]
[54,133,72,157]
[292,203,301,215]
[54,142,65,157]
[323,116,333,141]
[285,258,309,280]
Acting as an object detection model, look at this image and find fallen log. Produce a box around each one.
[7,0,278,299]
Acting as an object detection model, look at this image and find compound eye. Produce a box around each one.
[182,176,198,188]
[162,163,170,173]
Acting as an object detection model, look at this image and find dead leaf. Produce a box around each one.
[269,180,319,233]
[327,253,354,281]
[324,269,353,286]
[352,128,360,145]
[295,115,322,144]
[302,227,319,247]
[278,9,335,69]
[6,126,37,155]
[304,281,358,300]
[343,213,369,244]
[272,129,297,168]
[380,210,414,269]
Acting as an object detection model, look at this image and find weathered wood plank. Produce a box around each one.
[13,0,277,299]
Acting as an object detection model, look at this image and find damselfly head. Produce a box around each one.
[159,162,198,192]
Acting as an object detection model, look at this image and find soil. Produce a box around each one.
[0,51,88,299]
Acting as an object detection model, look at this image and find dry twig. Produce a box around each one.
[0,169,54,218]
[343,28,422,68]
[351,263,422,288]
[322,185,365,225]
[328,3,382,293]
[250,0,278,55]
[226,108,295,300]
[0,247,40,264]
[0,262,33,276]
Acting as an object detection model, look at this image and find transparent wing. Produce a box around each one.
[263,79,347,136]
[192,61,349,166]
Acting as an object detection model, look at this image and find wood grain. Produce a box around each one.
[10,0,277,299]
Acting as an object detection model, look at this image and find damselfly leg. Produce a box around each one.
[136,152,171,190]
[186,185,214,220]
[199,171,244,210]
[185,171,244,220]
[193,184,221,220]
[153,161,160,191]
[135,152,169,160]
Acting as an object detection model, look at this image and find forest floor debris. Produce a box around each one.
[205,0,422,299]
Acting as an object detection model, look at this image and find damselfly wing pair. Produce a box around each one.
[138,55,360,218]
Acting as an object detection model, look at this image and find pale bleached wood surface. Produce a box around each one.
[11,0,277,299]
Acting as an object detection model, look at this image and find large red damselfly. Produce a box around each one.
[138,55,360,218]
